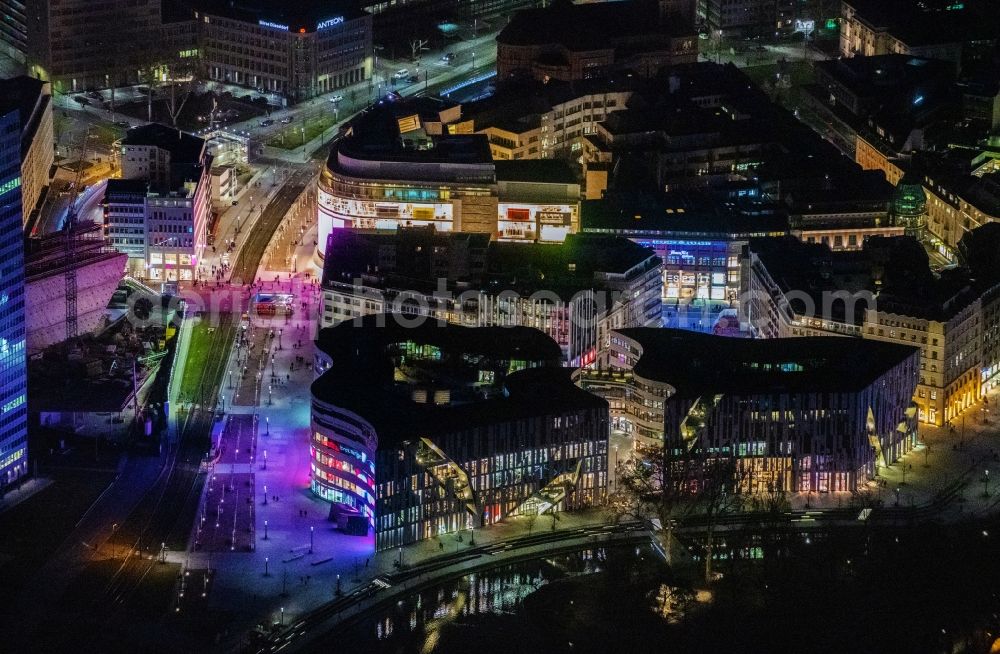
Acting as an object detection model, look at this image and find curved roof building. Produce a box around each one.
[310,315,608,550]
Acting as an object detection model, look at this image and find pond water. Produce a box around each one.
[324,523,1000,654]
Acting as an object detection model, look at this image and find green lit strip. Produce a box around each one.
[0,176,21,195]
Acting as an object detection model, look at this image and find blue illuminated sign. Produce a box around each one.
[317,16,345,30]
[258,20,289,31]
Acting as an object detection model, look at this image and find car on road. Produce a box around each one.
[393,69,409,79]
[260,118,275,127]
[441,52,456,62]
[114,120,132,129]
[280,116,293,124]
[231,200,239,206]
[329,94,344,103]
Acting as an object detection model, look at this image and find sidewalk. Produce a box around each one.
[0,478,54,514]
[776,386,1000,518]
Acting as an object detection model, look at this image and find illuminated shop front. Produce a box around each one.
[498,203,576,242]
[635,238,734,302]
[309,405,378,522]
[580,197,787,303]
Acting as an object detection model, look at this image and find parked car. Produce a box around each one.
[280,116,293,124]
[393,68,409,79]
[329,94,344,103]
[114,120,132,128]
[260,118,275,127]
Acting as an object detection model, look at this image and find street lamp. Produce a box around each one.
[263,449,267,470]
[263,484,268,505]
[266,416,270,436]
[984,469,991,497]
[264,556,270,576]
[264,519,269,539]
[309,526,314,554]
[894,487,901,506]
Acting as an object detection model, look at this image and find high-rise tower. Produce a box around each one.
[0,105,28,490]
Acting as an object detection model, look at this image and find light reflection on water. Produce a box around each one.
[353,546,635,650]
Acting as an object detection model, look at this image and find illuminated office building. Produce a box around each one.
[14,0,161,92]
[0,106,28,490]
[184,0,372,101]
[311,315,609,550]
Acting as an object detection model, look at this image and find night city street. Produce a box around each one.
[3,0,1000,652]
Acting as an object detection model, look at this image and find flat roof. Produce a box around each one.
[322,230,659,300]
[494,159,577,185]
[497,0,692,50]
[312,316,602,447]
[747,235,980,322]
[123,124,205,163]
[104,179,149,196]
[330,95,492,170]
[182,0,367,30]
[581,196,789,237]
[617,327,919,395]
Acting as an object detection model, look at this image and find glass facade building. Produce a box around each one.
[0,107,27,489]
[311,317,610,551]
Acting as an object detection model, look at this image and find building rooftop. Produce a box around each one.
[616,327,919,395]
[494,159,577,185]
[122,123,208,192]
[329,94,493,177]
[747,234,980,322]
[312,316,602,446]
[0,75,45,116]
[497,0,692,50]
[178,0,367,30]
[581,194,788,238]
[322,229,659,300]
[844,0,1000,46]
[123,124,205,161]
[0,76,48,157]
[104,178,150,196]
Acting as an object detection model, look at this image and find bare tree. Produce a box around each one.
[696,457,748,584]
[612,440,701,565]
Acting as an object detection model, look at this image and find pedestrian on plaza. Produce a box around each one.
[365,558,369,568]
